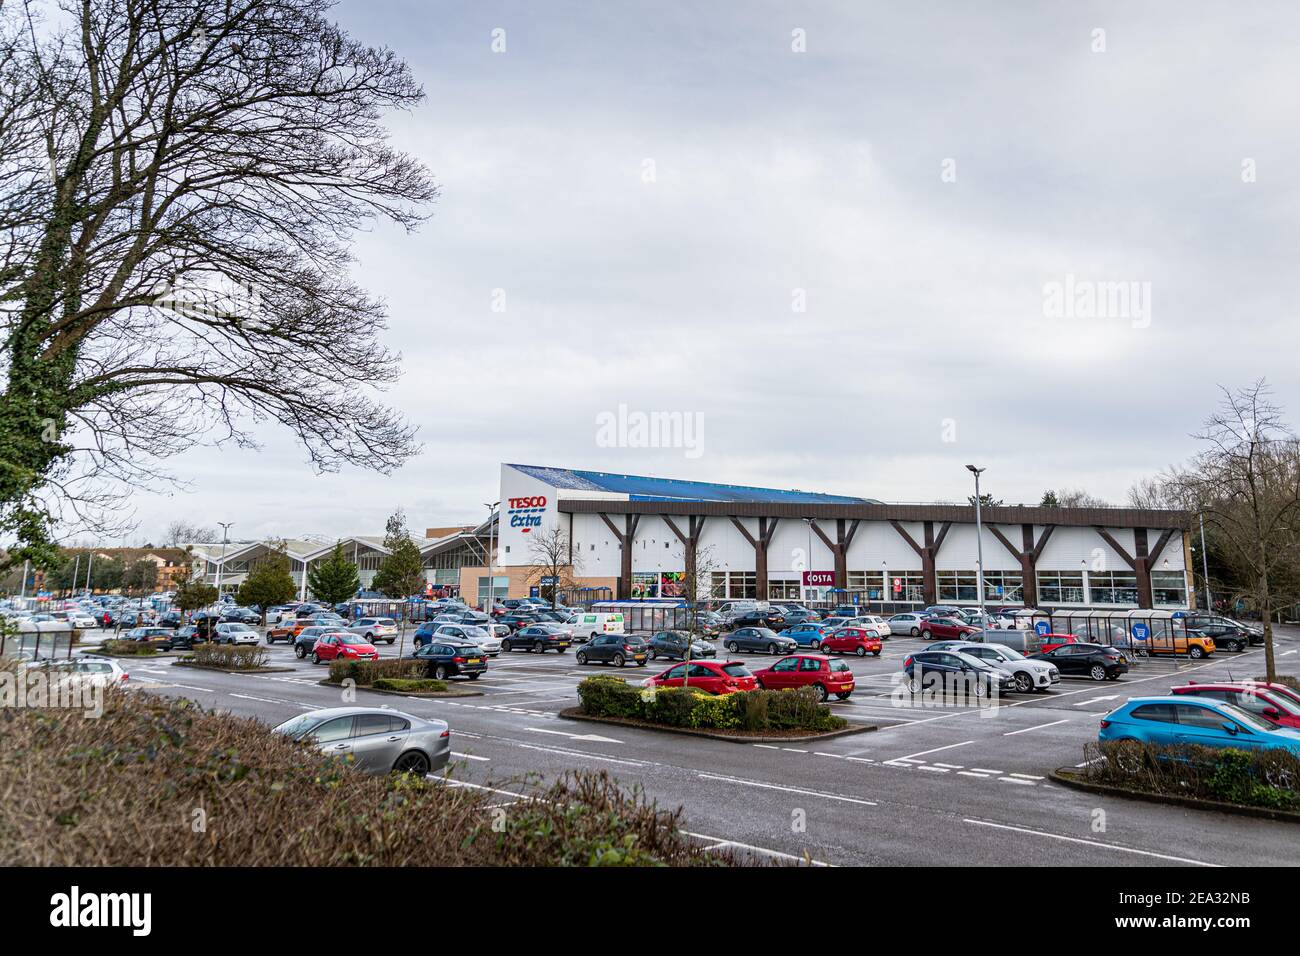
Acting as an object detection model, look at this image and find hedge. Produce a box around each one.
[326,658,427,686]
[0,687,737,866]
[577,676,846,733]
[183,644,270,670]
[101,640,159,656]
[372,678,449,693]
[1082,740,1300,811]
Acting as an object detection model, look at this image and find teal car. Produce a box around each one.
[783,622,833,649]
[1099,695,1300,758]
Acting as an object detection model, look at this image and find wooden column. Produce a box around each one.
[888,520,950,604]
[809,518,860,590]
[730,517,779,599]
[664,515,707,600]
[598,513,640,600]
[987,523,1055,607]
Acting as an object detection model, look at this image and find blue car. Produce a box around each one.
[1099,696,1300,758]
[783,622,833,649]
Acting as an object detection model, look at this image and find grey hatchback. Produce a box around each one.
[272,706,450,776]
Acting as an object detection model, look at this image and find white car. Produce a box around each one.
[25,656,130,688]
[433,624,502,656]
[841,616,891,638]
[349,617,398,645]
[67,611,99,629]
[213,623,260,646]
[946,642,1060,693]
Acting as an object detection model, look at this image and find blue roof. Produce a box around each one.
[506,464,876,505]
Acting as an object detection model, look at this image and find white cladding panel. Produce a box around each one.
[1036,526,1134,572]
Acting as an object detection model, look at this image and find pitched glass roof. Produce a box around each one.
[506,464,875,505]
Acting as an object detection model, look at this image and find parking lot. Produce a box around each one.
[120,622,1300,867]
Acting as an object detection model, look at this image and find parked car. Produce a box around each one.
[575,633,649,667]
[1098,696,1300,765]
[1144,631,1216,659]
[563,612,626,642]
[729,608,786,630]
[310,631,379,664]
[776,608,823,628]
[778,622,832,649]
[851,614,893,637]
[272,706,450,776]
[1184,622,1250,653]
[431,624,501,656]
[1035,632,1080,653]
[643,660,758,695]
[123,626,174,645]
[293,626,334,658]
[921,605,963,618]
[502,624,571,654]
[820,626,882,657]
[219,607,261,625]
[407,640,487,680]
[27,656,130,688]
[752,654,856,700]
[919,617,980,641]
[902,650,1016,699]
[646,630,716,661]
[159,625,208,651]
[941,642,1060,693]
[1029,642,1129,681]
[693,611,724,637]
[348,617,398,645]
[1171,681,1300,729]
[213,622,259,646]
[821,606,863,624]
[888,612,927,636]
[723,627,797,656]
[1183,614,1264,646]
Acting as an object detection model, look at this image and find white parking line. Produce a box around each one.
[891,741,974,761]
[963,819,1221,866]
[697,773,877,806]
[1003,719,1070,736]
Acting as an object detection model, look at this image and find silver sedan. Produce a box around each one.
[272,707,450,776]
[433,623,502,656]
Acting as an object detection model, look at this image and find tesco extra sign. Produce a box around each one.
[507,496,547,532]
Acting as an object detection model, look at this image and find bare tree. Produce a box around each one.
[1165,382,1300,681]
[525,525,580,608]
[672,541,718,691]
[0,0,434,568]
[162,519,217,548]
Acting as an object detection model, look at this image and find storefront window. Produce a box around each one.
[886,571,925,603]
[937,571,979,602]
[1151,570,1189,607]
[847,571,886,600]
[1037,571,1085,604]
[980,571,1023,603]
[768,579,799,600]
[1087,571,1139,605]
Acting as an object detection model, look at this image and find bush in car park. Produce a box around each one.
[0,688,735,866]
[371,677,449,693]
[1081,740,1300,810]
[576,677,845,733]
[326,657,427,686]
[183,644,270,670]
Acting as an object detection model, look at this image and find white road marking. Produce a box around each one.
[962,819,1221,866]
[524,727,621,744]
[891,740,974,761]
[451,752,490,762]
[1003,719,1070,736]
[998,777,1037,785]
[958,771,994,778]
[1009,772,1044,780]
[1074,695,1119,706]
[680,830,831,866]
[697,773,877,806]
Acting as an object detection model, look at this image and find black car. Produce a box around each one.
[498,613,542,633]
[575,633,648,667]
[157,611,184,629]
[1186,623,1251,652]
[1028,642,1129,681]
[220,607,261,625]
[776,608,822,628]
[502,624,570,654]
[723,627,797,655]
[406,640,487,680]
[1183,614,1262,648]
[902,650,1016,698]
[293,626,336,659]
[646,630,716,661]
[159,625,209,651]
[728,609,785,630]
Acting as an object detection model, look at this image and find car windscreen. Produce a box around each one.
[987,644,1026,660]
[1216,702,1277,733]
[722,664,751,677]
[829,660,852,673]
[338,634,368,644]
[273,714,322,739]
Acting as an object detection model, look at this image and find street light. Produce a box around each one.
[484,502,499,611]
[966,465,988,637]
[215,522,234,597]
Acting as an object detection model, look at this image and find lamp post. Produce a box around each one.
[966,465,988,637]
[484,502,499,612]
[1198,512,1212,611]
[215,522,234,597]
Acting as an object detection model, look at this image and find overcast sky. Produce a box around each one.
[112,0,1300,544]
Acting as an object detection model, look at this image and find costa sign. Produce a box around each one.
[801,571,835,587]
[506,495,547,532]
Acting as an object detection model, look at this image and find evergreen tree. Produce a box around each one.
[372,512,426,600]
[174,575,218,616]
[237,544,298,626]
[308,542,362,606]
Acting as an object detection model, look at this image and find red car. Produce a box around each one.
[644,660,756,695]
[918,617,979,641]
[753,655,856,700]
[1037,633,1080,653]
[1171,681,1300,729]
[310,631,379,664]
[821,627,882,657]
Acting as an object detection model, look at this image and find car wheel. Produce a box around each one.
[1232,640,1244,652]
[649,649,658,660]
[1013,672,1034,694]
[767,643,779,655]
[393,751,431,776]
[501,640,512,652]
[532,641,544,654]
[468,673,480,681]
[613,653,627,668]
[1110,740,1147,775]
[1189,646,1205,659]
[972,679,989,700]
[855,646,866,657]
[871,649,881,657]
[812,639,823,650]
[311,652,322,664]
[812,683,828,702]
[576,651,588,665]
[726,641,739,652]
[910,627,920,637]
[835,692,852,700]
[906,675,922,694]
[433,664,448,680]
[1089,664,1107,681]
[387,638,396,645]
[921,629,932,640]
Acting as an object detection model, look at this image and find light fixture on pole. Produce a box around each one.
[966,465,988,636]
[484,502,499,611]
[1198,512,1212,611]
[215,522,234,597]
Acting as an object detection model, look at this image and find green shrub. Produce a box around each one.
[372,678,449,693]
[1083,740,1300,810]
[577,675,645,719]
[102,640,157,656]
[577,677,845,733]
[184,643,270,670]
[764,686,842,731]
[326,658,426,686]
